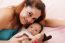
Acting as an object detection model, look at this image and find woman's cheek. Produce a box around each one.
[20,10,28,17]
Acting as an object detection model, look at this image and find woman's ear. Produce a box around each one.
[43,33,52,41]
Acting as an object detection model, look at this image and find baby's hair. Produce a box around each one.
[25,22,43,33]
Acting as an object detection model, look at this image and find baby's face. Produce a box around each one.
[27,23,41,35]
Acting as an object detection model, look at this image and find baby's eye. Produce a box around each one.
[35,30,37,31]
[30,26,33,28]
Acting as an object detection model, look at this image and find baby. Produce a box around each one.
[14,23,52,43]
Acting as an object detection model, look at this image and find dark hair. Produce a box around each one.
[25,0,46,23]
[37,23,44,33]
[35,2,46,22]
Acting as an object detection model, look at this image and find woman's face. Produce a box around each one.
[20,6,41,25]
[27,23,41,35]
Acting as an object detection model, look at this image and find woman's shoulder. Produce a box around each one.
[45,19,65,27]
[0,6,16,29]
[0,6,15,15]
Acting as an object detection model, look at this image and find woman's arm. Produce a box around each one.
[40,19,65,27]
[45,19,65,27]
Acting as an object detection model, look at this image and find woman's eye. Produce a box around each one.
[28,12,32,16]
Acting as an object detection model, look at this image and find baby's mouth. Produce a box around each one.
[28,31,33,35]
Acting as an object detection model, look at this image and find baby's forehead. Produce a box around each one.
[30,23,41,26]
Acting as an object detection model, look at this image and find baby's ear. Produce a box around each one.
[43,34,52,41]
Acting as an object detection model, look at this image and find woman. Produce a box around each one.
[0,0,45,40]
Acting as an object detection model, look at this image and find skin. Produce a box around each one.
[20,6,41,25]
[0,7,14,29]
[19,0,45,26]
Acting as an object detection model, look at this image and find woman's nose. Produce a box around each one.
[27,18,34,23]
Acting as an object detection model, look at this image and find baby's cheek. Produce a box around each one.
[32,32,37,36]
